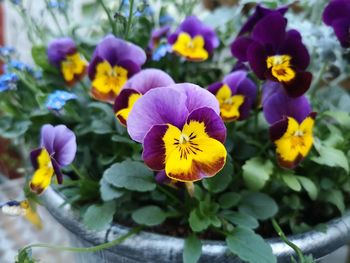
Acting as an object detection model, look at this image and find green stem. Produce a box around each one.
[157,185,182,205]
[271,219,304,262]
[22,226,142,254]
[98,0,117,35]
[70,164,84,178]
[310,63,327,98]
[124,0,134,39]
[45,0,65,36]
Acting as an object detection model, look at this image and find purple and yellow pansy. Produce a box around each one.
[127,83,227,183]
[88,35,146,103]
[113,69,174,126]
[47,37,87,86]
[168,16,219,62]
[323,0,350,48]
[208,70,257,122]
[29,124,76,194]
[231,12,312,97]
[263,84,316,169]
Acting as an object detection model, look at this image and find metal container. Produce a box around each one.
[42,187,350,263]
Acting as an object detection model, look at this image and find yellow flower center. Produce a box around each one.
[92,61,128,95]
[162,120,227,182]
[215,84,245,121]
[61,53,87,82]
[275,116,315,162]
[172,32,208,61]
[266,55,295,82]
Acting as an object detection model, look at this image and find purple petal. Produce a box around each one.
[169,83,220,115]
[114,88,141,126]
[127,87,188,143]
[332,18,350,48]
[238,5,288,36]
[149,25,171,49]
[51,158,63,184]
[280,30,310,70]
[269,117,288,141]
[223,70,249,95]
[51,125,77,166]
[88,35,146,79]
[263,89,311,124]
[142,124,168,170]
[122,68,175,94]
[207,81,224,95]
[262,81,281,106]
[251,12,287,51]
[47,37,77,68]
[30,148,43,170]
[186,107,226,143]
[231,36,254,62]
[40,124,55,154]
[247,41,268,79]
[283,71,312,98]
[155,170,171,184]
[323,0,350,26]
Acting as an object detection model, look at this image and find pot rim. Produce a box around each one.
[42,187,350,261]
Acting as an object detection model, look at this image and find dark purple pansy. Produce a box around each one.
[263,87,316,169]
[113,68,175,126]
[323,0,350,48]
[88,35,146,103]
[231,12,312,97]
[30,124,77,194]
[47,37,87,86]
[168,16,219,61]
[238,4,288,36]
[208,70,257,121]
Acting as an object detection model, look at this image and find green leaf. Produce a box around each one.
[100,179,124,201]
[226,227,276,263]
[132,205,166,226]
[111,134,135,144]
[16,248,37,263]
[242,157,273,191]
[322,189,345,213]
[239,192,278,220]
[103,160,156,192]
[221,211,259,229]
[324,111,350,129]
[1,120,31,139]
[83,202,116,231]
[281,172,301,192]
[189,208,211,232]
[31,46,57,73]
[202,158,233,193]
[312,145,349,173]
[218,192,241,209]
[183,235,202,263]
[297,176,318,200]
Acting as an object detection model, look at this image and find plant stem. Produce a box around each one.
[124,0,134,39]
[310,63,327,98]
[44,0,65,36]
[157,185,182,205]
[98,0,117,35]
[70,164,83,178]
[22,226,142,254]
[271,219,304,262]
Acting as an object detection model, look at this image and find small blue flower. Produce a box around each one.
[45,90,77,111]
[0,73,19,92]
[152,44,171,61]
[10,0,21,5]
[9,60,34,73]
[159,15,174,25]
[48,0,66,11]
[0,46,16,57]
[33,70,43,80]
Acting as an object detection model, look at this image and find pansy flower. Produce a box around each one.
[114,69,174,126]
[208,70,257,121]
[0,73,18,92]
[127,83,227,182]
[45,90,77,111]
[168,16,219,62]
[231,12,312,97]
[30,124,77,194]
[323,0,350,48]
[263,85,316,169]
[47,37,87,86]
[237,4,288,36]
[148,26,172,61]
[1,200,42,229]
[88,35,146,103]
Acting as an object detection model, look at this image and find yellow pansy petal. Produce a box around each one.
[61,53,87,82]
[29,149,54,195]
[20,200,43,230]
[116,93,142,125]
[216,84,232,103]
[266,55,295,82]
[172,32,208,61]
